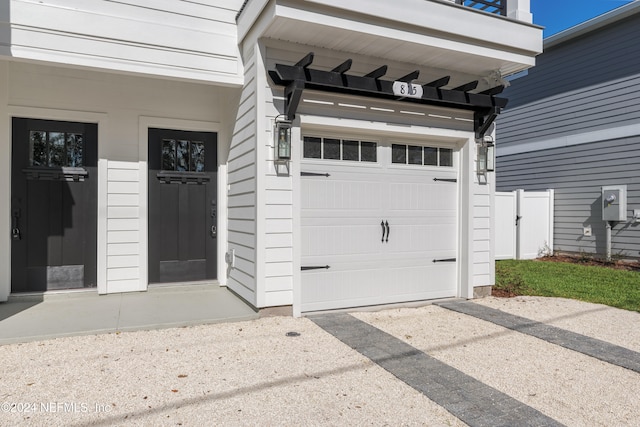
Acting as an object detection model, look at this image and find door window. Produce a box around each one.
[29,130,84,167]
[161,139,205,172]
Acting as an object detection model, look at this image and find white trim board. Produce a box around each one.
[299,115,471,144]
[498,122,640,157]
[295,114,476,312]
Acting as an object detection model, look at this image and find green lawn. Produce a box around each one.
[495,259,640,312]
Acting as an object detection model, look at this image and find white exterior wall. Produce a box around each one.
[226,41,298,309]
[104,160,143,292]
[228,42,496,311]
[473,160,495,289]
[0,60,235,300]
[0,0,535,307]
[1,0,244,85]
[262,49,295,309]
[226,44,259,306]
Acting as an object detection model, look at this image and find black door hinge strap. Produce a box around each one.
[301,265,331,271]
[301,172,330,177]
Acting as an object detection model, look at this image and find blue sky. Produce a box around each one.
[532,0,636,37]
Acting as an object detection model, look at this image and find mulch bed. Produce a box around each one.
[537,253,640,271]
[491,288,519,298]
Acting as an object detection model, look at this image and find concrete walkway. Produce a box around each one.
[0,284,258,345]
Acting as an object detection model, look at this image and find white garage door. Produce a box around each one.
[301,136,458,312]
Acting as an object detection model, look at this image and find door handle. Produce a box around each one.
[516,215,522,226]
[381,220,390,243]
[12,208,21,241]
[210,225,217,238]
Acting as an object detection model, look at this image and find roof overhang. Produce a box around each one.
[238,0,543,78]
[544,1,640,49]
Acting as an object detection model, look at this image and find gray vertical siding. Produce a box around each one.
[496,11,640,258]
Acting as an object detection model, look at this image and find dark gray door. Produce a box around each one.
[11,118,98,292]
[148,128,217,283]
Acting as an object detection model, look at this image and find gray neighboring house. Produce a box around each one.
[496,2,640,259]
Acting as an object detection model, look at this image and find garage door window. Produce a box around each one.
[303,136,377,162]
[392,144,453,167]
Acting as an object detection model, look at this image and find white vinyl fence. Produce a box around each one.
[495,189,554,260]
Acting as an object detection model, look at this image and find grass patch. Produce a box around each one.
[495,259,640,312]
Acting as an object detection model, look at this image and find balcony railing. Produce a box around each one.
[455,0,505,16]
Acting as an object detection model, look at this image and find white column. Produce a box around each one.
[459,138,474,299]
[507,0,533,23]
[547,189,555,256]
[254,42,267,308]
[515,188,525,260]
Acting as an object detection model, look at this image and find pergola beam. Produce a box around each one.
[269,53,508,131]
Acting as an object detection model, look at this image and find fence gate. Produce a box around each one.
[495,189,554,260]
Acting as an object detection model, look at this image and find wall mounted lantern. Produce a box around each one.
[477,136,495,174]
[275,119,292,160]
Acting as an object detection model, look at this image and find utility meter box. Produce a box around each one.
[602,185,627,221]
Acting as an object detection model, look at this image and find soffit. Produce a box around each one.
[245,0,542,77]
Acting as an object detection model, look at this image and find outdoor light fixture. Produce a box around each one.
[275,119,292,160]
[477,137,495,174]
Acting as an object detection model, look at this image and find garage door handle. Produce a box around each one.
[385,221,389,242]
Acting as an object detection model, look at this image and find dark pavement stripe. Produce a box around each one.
[436,300,640,374]
[311,313,562,427]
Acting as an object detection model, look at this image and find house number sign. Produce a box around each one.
[392,81,423,99]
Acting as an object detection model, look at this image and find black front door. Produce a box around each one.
[11,118,98,292]
[148,128,217,283]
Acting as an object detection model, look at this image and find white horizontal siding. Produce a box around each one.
[106,161,141,291]
[106,279,141,293]
[473,178,493,288]
[257,47,295,308]
[265,276,293,293]
[106,255,139,269]
[107,219,138,231]
[264,289,293,307]
[7,0,244,84]
[107,243,140,256]
[227,49,257,304]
